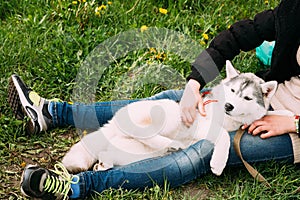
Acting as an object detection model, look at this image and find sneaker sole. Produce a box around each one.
[8,75,25,120]
[8,75,41,134]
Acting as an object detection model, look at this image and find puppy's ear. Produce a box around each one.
[224,60,239,81]
[261,81,278,101]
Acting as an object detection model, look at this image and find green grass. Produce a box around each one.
[2,0,300,199]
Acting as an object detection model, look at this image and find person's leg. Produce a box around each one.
[19,127,294,199]
[73,139,213,198]
[50,89,184,130]
[50,100,137,130]
[8,74,184,132]
[73,132,294,198]
[145,89,183,101]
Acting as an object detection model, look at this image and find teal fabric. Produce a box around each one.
[256,41,275,66]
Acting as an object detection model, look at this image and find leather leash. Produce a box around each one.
[233,128,271,188]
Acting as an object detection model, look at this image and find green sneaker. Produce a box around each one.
[8,74,53,134]
[20,163,79,200]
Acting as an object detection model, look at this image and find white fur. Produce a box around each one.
[62,61,279,175]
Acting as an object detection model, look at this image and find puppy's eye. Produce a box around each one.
[231,89,235,93]
[244,96,252,101]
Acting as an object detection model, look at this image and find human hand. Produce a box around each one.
[179,79,206,127]
[242,115,296,139]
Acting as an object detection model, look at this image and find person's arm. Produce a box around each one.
[188,9,276,87]
[181,9,277,126]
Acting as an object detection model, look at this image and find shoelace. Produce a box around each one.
[43,163,79,200]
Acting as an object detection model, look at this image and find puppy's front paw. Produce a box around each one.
[62,141,97,173]
[210,165,224,176]
[210,157,226,176]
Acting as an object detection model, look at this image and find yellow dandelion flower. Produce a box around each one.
[40,157,48,163]
[202,33,209,40]
[97,4,107,11]
[264,0,269,4]
[108,1,112,5]
[149,47,157,53]
[159,8,168,15]
[140,25,148,32]
[95,11,100,16]
[156,54,162,60]
[20,161,26,168]
[154,52,166,61]
[200,40,206,46]
[72,1,78,5]
[146,60,152,65]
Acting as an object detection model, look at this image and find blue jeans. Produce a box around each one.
[49,90,294,199]
[49,90,184,130]
[75,133,293,198]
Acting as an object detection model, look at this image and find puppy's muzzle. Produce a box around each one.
[224,103,234,113]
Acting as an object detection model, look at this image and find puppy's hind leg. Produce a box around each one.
[62,140,98,173]
[62,126,114,173]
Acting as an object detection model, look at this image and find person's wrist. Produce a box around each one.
[187,79,201,91]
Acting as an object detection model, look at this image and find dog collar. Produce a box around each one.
[203,99,218,106]
[201,90,212,97]
[201,90,218,106]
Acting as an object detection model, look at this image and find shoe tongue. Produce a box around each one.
[29,91,41,106]
[40,173,48,192]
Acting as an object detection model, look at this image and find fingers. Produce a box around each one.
[246,115,292,139]
[247,118,273,139]
[260,131,275,139]
[181,99,205,127]
[197,99,206,116]
[180,80,202,127]
[181,107,197,127]
[241,124,249,130]
[248,120,267,135]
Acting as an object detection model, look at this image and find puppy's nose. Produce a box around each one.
[224,103,234,112]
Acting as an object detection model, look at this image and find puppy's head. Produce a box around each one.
[221,61,277,124]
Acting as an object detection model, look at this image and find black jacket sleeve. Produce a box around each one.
[188,9,276,88]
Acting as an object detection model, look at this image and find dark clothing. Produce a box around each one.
[188,0,300,88]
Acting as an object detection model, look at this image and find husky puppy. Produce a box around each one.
[62,61,279,175]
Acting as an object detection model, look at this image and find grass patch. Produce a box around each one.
[2,0,299,199]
